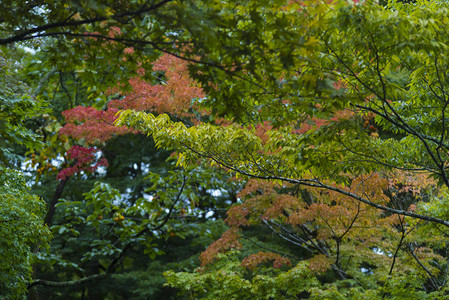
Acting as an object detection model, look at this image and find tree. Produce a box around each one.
[0,47,51,299]
[2,5,239,294]
[24,51,239,298]
[0,167,51,298]
[5,0,449,298]
[115,0,449,297]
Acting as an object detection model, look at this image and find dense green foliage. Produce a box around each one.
[0,167,50,298]
[0,48,43,166]
[5,0,449,299]
[0,47,51,299]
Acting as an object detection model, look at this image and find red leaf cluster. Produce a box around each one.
[241,251,291,270]
[108,54,205,121]
[60,54,206,144]
[57,146,108,180]
[252,121,273,145]
[199,228,242,267]
[227,180,301,227]
[293,109,355,135]
[225,204,250,227]
[237,179,276,198]
[307,254,331,274]
[60,106,134,144]
[262,194,299,220]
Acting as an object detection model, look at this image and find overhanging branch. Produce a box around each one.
[180,143,449,228]
[0,0,174,45]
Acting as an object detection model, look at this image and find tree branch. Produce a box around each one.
[44,177,69,226]
[32,173,188,289]
[179,143,449,228]
[28,274,107,289]
[0,0,174,45]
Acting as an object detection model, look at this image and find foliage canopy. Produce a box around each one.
[5,0,449,299]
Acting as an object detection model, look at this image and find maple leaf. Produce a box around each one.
[57,146,108,180]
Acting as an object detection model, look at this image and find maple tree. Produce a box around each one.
[3,7,230,295]
[117,0,449,298]
[24,50,239,299]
